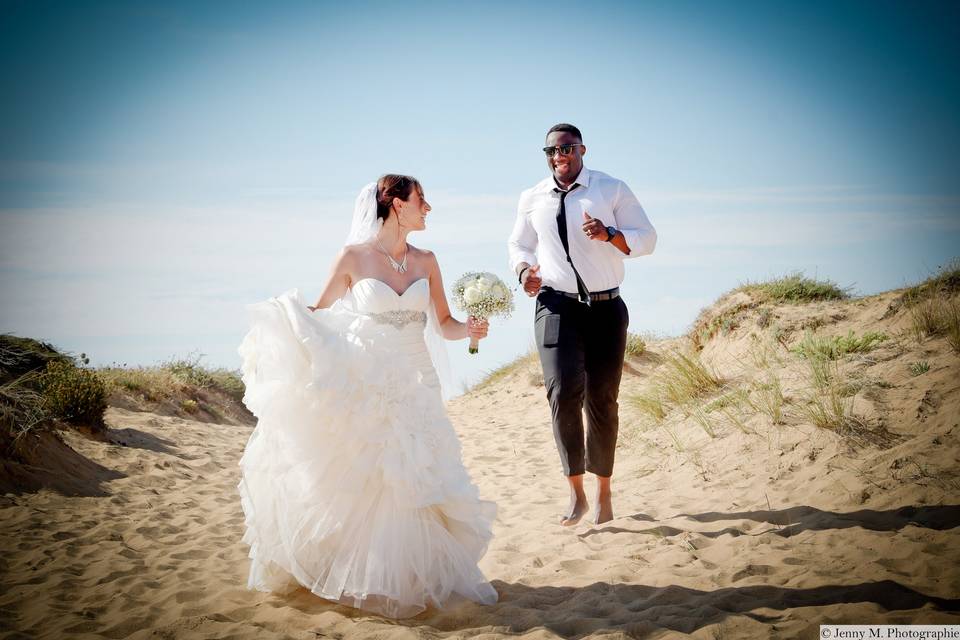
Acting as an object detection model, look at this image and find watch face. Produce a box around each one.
[606,226,616,241]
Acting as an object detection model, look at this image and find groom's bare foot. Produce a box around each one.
[560,474,588,526]
[560,496,589,526]
[593,475,613,525]
[593,500,613,525]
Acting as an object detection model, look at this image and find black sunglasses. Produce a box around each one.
[542,144,583,158]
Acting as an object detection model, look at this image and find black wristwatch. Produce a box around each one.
[605,226,617,242]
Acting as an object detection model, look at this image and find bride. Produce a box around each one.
[237,175,498,618]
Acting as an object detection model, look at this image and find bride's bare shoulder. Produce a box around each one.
[343,242,376,256]
[406,243,435,260]
[339,243,376,262]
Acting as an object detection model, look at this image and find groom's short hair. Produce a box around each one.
[546,123,582,142]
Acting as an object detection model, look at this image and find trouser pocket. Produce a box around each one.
[538,314,560,347]
[533,292,560,347]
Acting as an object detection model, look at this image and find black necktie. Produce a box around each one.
[554,185,591,305]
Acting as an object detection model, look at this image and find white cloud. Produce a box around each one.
[1,183,957,386]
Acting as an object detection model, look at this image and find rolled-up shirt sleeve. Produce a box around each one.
[507,194,538,272]
[613,181,656,258]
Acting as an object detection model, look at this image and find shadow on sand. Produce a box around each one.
[275,578,959,638]
[579,505,960,540]
[107,426,180,456]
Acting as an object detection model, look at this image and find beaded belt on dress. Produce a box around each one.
[368,310,427,329]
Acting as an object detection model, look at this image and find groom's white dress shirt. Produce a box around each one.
[508,166,657,294]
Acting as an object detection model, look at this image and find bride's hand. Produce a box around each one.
[466,316,489,341]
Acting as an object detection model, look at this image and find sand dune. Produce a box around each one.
[1,287,959,638]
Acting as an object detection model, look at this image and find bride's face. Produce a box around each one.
[395,185,431,231]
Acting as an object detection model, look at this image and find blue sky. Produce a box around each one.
[2,0,959,391]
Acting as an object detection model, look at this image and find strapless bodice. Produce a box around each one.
[347,278,438,389]
[350,277,430,314]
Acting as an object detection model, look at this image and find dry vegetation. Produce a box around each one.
[4,262,958,499]
[464,264,959,496]
[2,264,958,637]
[0,338,251,493]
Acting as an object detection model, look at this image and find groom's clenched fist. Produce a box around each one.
[520,263,542,297]
[582,211,609,241]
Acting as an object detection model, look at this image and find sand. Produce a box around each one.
[1,289,959,639]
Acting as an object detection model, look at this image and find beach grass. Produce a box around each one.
[735,272,850,304]
[791,330,888,361]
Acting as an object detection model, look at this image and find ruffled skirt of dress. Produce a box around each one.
[236,290,497,618]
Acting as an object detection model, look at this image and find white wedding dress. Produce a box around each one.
[236,278,498,618]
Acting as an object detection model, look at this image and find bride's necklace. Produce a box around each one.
[376,236,408,273]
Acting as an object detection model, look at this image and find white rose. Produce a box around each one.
[477,277,493,293]
[463,286,481,305]
[494,283,508,299]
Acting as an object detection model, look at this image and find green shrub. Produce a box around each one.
[792,330,888,360]
[98,365,182,401]
[165,353,216,388]
[629,351,723,423]
[658,351,724,405]
[206,369,245,402]
[471,350,540,391]
[98,353,248,423]
[690,407,717,438]
[629,392,667,422]
[753,375,786,425]
[704,388,751,413]
[1,373,47,440]
[909,296,960,348]
[736,273,849,303]
[160,353,245,402]
[0,334,67,383]
[691,302,754,350]
[901,259,960,306]
[40,360,107,427]
[625,333,647,358]
[757,308,773,328]
[909,361,930,376]
[798,358,855,432]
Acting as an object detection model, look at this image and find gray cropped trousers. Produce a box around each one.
[534,288,629,477]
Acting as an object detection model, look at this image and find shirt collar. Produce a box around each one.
[537,166,591,193]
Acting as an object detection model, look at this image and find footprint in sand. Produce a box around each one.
[170,548,208,561]
[731,564,775,582]
[559,558,593,574]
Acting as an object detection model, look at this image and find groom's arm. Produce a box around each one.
[507,195,538,276]
[612,181,657,259]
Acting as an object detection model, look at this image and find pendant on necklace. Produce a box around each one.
[388,254,408,273]
[377,237,408,273]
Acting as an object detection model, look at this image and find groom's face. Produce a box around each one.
[545,131,585,185]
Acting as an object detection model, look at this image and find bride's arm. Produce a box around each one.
[308,248,353,311]
[427,252,488,341]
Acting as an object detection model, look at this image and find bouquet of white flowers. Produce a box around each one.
[451,272,515,354]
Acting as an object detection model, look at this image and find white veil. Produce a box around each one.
[344,182,455,401]
[344,182,383,245]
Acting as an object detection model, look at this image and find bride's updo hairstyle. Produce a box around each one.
[375,174,421,221]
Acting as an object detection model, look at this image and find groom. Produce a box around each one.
[507,123,657,526]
